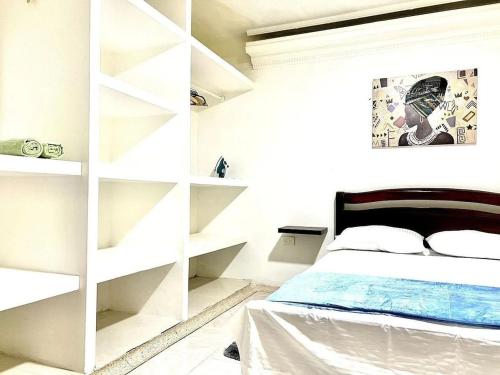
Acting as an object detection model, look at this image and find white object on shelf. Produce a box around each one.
[100,0,185,57]
[96,310,179,368]
[98,163,178,184]
[0,268,79,312]
[188,277,250,317]
[100,73,176,118]
[0,154,81,177]
[190,175,248,188]
[96,247,177,283]
[191,37,253,103]
[189,232,247,258]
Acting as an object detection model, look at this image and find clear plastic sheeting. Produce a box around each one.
[238,251,500,375]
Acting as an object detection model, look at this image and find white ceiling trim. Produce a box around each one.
[246,4,500,69]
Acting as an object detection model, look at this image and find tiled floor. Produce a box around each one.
[129,291,269,375]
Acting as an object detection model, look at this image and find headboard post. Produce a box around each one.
[334,192,345,237]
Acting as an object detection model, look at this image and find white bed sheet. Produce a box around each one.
[238,251,500,375]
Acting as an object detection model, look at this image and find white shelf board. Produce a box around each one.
[188,277,250,318]
[190,176,248,188]
[0,155,81,177]
[0,353,78,374]
[96,246,177,283]
[100,73,176,118]
[0,268,79,312]
[96,310,180,368]
[191,37,253,101]
[98,163,178,184]
[101,0,185,56]
[189,232,246,258]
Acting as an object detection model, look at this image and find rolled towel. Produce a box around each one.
[40,143,64,159]
[0,139,43,157]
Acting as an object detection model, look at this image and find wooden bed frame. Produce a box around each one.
[335,188,500,237]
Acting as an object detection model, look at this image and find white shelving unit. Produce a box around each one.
[0,0,253,373]
[0,268,79,312]
[0,1,91,373]
[188,33,252,330]
[91,0,190,371]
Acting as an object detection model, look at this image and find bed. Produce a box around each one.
[238,188,500,375]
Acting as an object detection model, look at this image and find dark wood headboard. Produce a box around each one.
[335,188,500,237]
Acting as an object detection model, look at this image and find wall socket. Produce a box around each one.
[282,235,295,246]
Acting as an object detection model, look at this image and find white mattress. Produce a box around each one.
[238,251,500,375]
[309,250,500,287]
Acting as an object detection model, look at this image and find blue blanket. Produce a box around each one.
[268,272,500,327]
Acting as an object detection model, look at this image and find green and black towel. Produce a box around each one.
[0,139,43,157]
[40,143,64,159]
[0,139,64,159]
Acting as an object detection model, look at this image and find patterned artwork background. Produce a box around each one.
[372,68,477,148]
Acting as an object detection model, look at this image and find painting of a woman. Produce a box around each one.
[399,76,454,146]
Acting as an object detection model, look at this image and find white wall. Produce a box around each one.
[195,33,500,285]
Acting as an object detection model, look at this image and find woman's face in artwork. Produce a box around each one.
[404,104,421,128]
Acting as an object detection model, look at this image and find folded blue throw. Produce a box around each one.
[268,272,500,327]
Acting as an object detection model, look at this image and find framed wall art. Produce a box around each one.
[372,68,477,148]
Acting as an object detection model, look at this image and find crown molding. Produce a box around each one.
[246,4,500,69]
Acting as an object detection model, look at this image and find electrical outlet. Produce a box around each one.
[282,235,295,246]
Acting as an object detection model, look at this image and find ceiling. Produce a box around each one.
[197,0,460,31]
[192,0,461,70]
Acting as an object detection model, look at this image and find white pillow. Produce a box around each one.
[427,230,500,260]
[327,225,427,254]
